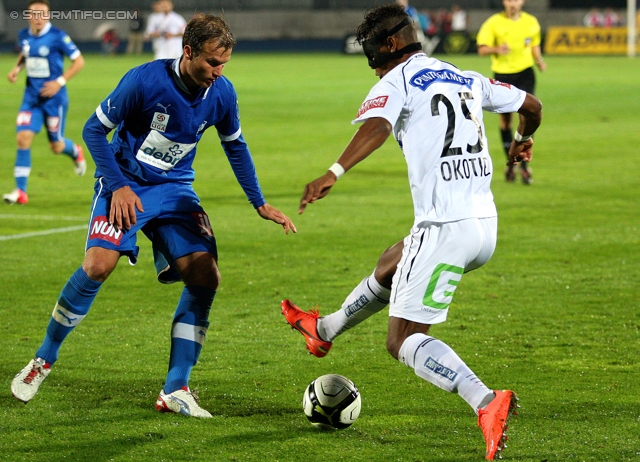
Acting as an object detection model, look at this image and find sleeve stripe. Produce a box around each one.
[69,50,81,60]
[219,127,241,142]
[96,105,117,129]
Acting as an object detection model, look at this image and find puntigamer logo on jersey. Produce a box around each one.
[410,69,474,91]
[357,95,388,118]
[137,130,196,171]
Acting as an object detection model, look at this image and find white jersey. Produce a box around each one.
[146,11,186,59]
[160,11,186,59]
[353,53,525,226]
[145,11,165,57]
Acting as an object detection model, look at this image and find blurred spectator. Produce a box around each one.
[451,5,468,32]
[145,0,185,60]
[421,10,437,35]
[160,0,186,59]
[396,0,421,25]
[145,1,165,58]
[418,9,433,35]
[583,8,603,27]
[126,10,145,55]
[396,0,428,45]
[102,28,120,55]
[436,9,453,34]
[602,8,621,27]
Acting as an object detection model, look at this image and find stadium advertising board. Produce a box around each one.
[545,26,639,54]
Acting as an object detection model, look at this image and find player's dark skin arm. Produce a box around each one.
[508,93,543,166]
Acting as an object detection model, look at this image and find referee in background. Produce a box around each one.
[476,0,546,184]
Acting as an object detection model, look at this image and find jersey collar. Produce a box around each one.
[29,22,52,37]
[172,56,211,100]
[172,57,189,93]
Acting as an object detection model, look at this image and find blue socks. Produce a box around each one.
[33,269,215,393]
[36,268,102,365]
[164,285,216,393]
[15,148,31,192]
[60,138,78,159]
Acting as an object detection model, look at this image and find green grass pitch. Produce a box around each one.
[0,51,638,461]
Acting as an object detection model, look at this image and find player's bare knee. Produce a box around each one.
[180,255,220,289]
[81,260,114,282]
[16,132,34,149]
[375,241,403,289]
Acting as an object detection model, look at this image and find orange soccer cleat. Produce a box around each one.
[281,299,332,358]
[478,389,519,460]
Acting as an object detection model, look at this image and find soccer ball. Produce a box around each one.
[302,374,362,429]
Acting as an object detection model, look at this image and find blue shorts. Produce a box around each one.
[85,178,218,269]
[17,92,69,142]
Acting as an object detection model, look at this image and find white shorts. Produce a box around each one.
[389,217,497,325]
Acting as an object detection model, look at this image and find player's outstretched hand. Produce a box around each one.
[7,67,20,83]
[299,172,337,214]
[508,139,534,166]
[257,203,297,234]
[110,186,144,231]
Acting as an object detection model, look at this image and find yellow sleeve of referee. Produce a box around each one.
[476,12,541,74]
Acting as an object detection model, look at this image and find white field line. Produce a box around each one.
[0,214,86,222]
[0,225,87,241]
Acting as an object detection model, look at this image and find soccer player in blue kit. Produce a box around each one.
[4,0,86,205]
[11,13,296,418]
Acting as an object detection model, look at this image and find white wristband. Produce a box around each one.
[56,76,67,87]
[514,131,531,143]
[328,162,345,180]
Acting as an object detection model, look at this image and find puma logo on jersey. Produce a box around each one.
[156,102,171,112]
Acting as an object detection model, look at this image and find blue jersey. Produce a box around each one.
[18,22,80,105]
[83,58,265,208]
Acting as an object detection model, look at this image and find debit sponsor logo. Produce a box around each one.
[136,130,196,171]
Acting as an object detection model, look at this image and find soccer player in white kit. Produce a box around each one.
[145,0,186,60]
[281,4,542,460]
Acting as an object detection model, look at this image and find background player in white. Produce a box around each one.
[4,0,86,205]
[11,13,296,418]
[281,4,542,460]
[144,0,165,58]
[145,0,186,60]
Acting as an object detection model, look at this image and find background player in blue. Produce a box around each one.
[11,13,296,418]
[4,0,86,205]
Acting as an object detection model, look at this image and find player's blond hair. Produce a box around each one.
[183,13,237,57]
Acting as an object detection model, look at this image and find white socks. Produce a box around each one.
[399,333,495,411]
[317,271,391,342]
